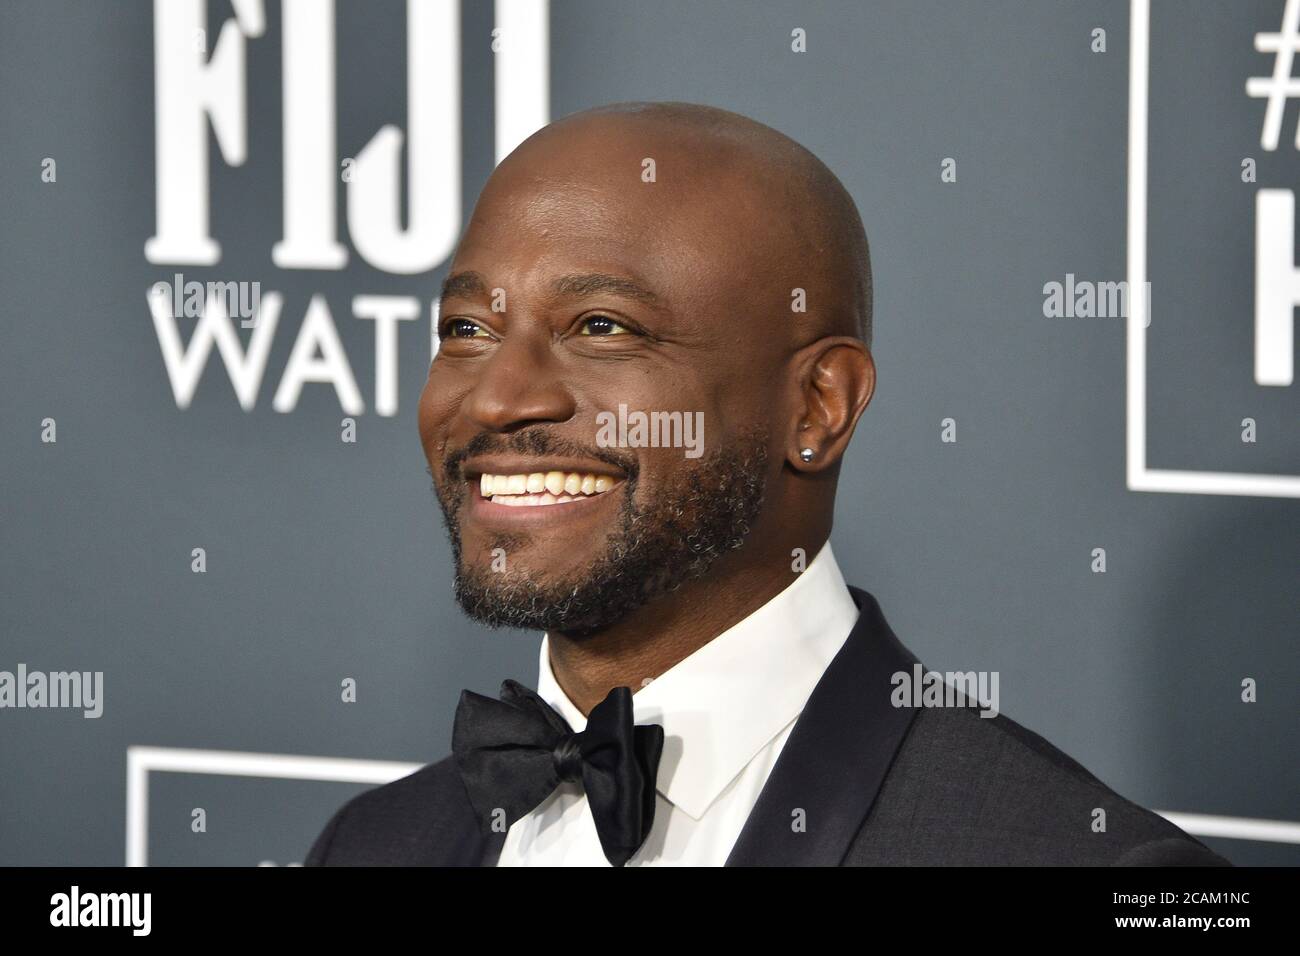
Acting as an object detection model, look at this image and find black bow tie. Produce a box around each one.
[452,679,665,866]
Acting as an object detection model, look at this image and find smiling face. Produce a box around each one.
[418,104,874,637]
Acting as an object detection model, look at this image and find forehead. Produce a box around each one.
[448,126,779,306]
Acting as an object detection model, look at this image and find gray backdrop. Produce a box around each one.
[1,0,1296,866]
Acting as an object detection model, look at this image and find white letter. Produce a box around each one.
[273,0,347,269]
[145,0,265,264]
[148,287,282,410]
[347,0,461,274]
[494,0,550,164]
[1254,189,1297,385]
[273,295,364,415]
[354,295,419,416]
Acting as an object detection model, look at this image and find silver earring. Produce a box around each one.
[799,448,815,462]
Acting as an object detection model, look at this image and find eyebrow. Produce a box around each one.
[440,270,660,305]
[552,273,660,304]
[440,271,489,301]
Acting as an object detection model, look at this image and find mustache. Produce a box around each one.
[442,427,641,484]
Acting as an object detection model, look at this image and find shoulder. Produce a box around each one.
[305,756,483,866]
[848,705,1230,866]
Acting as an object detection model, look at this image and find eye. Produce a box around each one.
[445,318,489,338]
[578,314,631,336]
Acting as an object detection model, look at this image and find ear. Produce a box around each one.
[787,337,875,472]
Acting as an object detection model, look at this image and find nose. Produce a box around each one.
[459,333,576,433]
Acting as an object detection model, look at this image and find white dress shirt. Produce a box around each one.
[495,542,860,866]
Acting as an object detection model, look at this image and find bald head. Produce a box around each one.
[482,101,873,348]
[422,100,878,639]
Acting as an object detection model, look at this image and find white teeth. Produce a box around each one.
[475,470,621,505]
[497,492,574,507]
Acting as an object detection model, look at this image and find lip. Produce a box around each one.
[464,472,626,528]
[461,455,627,480]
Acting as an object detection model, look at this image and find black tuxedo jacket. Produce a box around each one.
[306,587,1229,866]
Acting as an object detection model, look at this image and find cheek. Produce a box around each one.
[416,377,452,462]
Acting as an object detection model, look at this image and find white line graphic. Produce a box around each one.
[1127,0,1300,498]
[126,745,422,867]
[127,745,1299,865]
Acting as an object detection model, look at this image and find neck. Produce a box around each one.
[546,530,829,715]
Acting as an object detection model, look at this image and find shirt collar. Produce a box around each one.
[536,541,860,820]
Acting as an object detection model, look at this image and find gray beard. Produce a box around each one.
[434,428,769,636]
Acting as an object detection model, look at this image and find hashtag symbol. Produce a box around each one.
[1247,0,1300,150]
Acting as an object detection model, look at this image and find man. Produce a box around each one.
[306,102,1226,866]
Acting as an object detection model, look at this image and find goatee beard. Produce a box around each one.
[433,427,769,636]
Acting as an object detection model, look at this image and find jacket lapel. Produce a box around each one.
[725,586,920,866]
[477,830,507,866]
